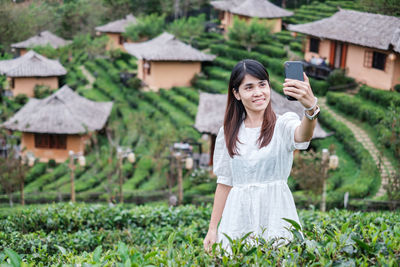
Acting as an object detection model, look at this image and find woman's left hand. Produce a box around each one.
[282,72,315,109]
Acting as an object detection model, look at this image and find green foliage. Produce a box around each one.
[167,14,206,45]
[13,94,28,105]
[228,17,272,52]
[326,69,356,89]
[326,92,385,127]
[33,85,53,99]
[124,14,166,41]
[359,85,400,107]
[377,104,400,159]
[359,0,400,16]
[0,203,399,265]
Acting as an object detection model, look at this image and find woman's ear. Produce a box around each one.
[233,89,241,101]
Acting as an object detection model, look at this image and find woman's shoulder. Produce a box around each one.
[276,112,301,123]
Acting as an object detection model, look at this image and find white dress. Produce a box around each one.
[214,112,310,253]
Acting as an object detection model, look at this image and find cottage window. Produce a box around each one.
[10,78,15,89]
[119,35,125,45]
[35,134,67,149]
[372,52,386,70]
[364,51,386,71]
[309,38,320,53]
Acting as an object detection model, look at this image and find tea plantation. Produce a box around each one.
[0,203,399,265]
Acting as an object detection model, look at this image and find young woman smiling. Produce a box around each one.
[203,59,319,254]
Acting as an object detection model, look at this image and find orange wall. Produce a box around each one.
[12,76,59,97]
[391,55,400,89]
[137,60,201,91]
[21,133,89,163]
[221,11,282,33]
[346,45,397,90]
[304,37,331,62]
[104,33,136,51]
[19,49,28,56]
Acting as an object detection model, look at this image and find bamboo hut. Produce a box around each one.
[194,90,330,165]
[11,31,71,56]
[0,50,67,97]
[95,14,137,51]
[2,85,113,163]
[288,9,400,90]
[124,32,216,91]
[210,0,293,33]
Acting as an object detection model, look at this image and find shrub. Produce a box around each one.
[359,85,400,107]
[48,159,57,168]
[33,85,52,99]
[326,69,356,88]
[394,84,400,93]
[310,78,329,96]
[14,94,28,105]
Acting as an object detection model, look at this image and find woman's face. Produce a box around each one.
[233,74,271,113]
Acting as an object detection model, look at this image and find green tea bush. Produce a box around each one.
[359,85,400,107]
[0,204,399,265]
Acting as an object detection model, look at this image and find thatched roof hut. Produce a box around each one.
[124,32,216,61]
[11,31,71,50]
[0,50,67,77]
[2,85,113,134]
[95,14,137,33]
[194,91,330,139]
[288,9,400,53]
[210,0,293,18]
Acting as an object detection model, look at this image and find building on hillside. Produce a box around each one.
[95,14,137,51]
[124,32,215,91]
[2,85,113,163]
[288,9,400,90]
[194,90,330,165]
[0,50,67,97]
[11,31,71,56]
[210,0,293,33]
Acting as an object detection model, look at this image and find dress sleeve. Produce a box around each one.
[213,127,233,186]
[280,112,310,152]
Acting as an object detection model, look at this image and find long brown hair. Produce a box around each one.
[224,59,276,157]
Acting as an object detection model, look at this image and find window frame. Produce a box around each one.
[309,37,320,53]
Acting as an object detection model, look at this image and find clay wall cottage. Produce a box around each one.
[210,0,293,33]
[2,85,113,163]
[288,9,400,90]
[124,32,215,91]
[11,31,71,56]
[194,91,330,165]
[0,51,67,97]
[95,14,137,51]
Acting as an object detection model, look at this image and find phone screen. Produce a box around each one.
[284,61,304,101]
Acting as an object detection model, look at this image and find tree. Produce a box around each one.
[167,14,206,45]
[0,132,28,207]
[228,17,272,52]
[123,14,166,42]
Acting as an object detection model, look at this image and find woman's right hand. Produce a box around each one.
[203,229,217,252]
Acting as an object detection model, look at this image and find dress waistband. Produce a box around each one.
[233,179,287,188]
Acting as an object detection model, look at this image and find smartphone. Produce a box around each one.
[284,61,304,101]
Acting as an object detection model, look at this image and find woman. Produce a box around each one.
[203,59,319,253]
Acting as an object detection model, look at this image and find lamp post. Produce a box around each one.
[117,146,135,204]
[69,150,86,203]
[321,149,339,212]
[20,151,35,206]
[170,142,194,205]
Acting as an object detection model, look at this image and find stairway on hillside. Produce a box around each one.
[319,97,395,198]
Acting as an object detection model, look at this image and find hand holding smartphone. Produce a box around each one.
[284,61,304,101]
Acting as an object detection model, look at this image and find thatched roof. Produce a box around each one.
[124,32,216,61]
[194,91,330,139]
[11,31,71,49]
[2,85,113,134]
[0,50,67,77]
[288,9,400,53]
[210,0,293,18]
[95,14,137,33]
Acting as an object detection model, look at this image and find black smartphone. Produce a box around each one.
[284,61,304,101]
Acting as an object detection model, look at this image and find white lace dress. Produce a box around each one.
[214,112,310,253]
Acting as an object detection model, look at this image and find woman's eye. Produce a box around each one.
[259,82,266,88]
[245,87,252,91]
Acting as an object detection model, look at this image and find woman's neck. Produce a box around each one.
[244,109,264,128]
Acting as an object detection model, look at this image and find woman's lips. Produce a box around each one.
[252,98,266,104]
